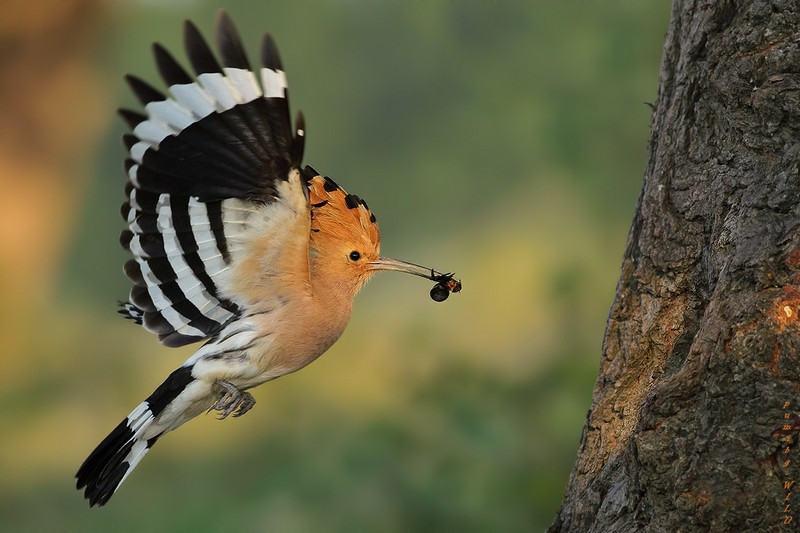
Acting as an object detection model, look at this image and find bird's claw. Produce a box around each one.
[210,380,255,420]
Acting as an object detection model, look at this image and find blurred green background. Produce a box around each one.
[0,0,670,531]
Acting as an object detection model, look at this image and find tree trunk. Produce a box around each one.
[549,1,800,531]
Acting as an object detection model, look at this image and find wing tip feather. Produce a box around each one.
[215,10,250,70]
[183,19,222,75]
[261,33,283,70]
[153,42,193,86]
[125,74,165,105]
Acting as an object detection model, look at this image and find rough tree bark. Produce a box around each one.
[550,1,800,531]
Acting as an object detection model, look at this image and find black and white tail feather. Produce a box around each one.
[76,366,194,506]
[76,11,306,507]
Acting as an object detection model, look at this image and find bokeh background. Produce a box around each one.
[0,1,671,530]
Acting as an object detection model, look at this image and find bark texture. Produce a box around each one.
[550,1,800,531]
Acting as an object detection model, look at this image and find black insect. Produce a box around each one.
[429,271,462,302]
[430,283,450,302]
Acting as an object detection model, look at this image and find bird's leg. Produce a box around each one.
[210,380,256,420]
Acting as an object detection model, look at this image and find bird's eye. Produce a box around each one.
[349,251,361,261]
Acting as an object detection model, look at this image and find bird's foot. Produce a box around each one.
[210,380,255,420]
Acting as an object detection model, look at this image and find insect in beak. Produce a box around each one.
[368,257,462,302]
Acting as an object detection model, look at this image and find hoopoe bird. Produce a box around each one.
[75,12,460,507]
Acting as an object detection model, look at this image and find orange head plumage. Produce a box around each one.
[305,168,461,302]
[307,172,380,293]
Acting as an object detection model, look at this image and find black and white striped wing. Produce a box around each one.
[118,12,305,347]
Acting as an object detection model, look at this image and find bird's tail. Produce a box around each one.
[76,365,199,507]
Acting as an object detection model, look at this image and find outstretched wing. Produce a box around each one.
[118,11,306,347]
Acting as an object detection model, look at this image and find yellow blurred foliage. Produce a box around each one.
[0,0,109,377]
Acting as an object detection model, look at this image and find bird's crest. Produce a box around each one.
[305,167,380,252]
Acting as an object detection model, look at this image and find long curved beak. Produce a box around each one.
[367,257,443,280]
[367,257,462,292]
